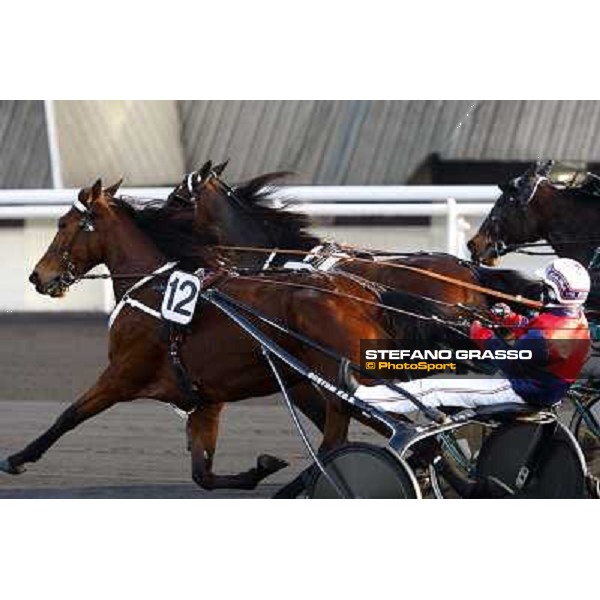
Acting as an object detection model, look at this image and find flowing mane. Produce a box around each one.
[111,195,226,269]
[231,172,321,250]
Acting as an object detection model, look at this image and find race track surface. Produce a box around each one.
[1,315,595,499]
[0,315,378,498]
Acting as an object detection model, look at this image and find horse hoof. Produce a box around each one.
[257,454,289,474]
[0,458,25,475]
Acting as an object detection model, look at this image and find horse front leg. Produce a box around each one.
[319,397,351,453]
[187,404,288,491]
[0,367,124,474]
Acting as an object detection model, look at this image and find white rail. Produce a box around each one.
[0,185,500,205]
[0,186,500,313]
[272,185,499,202]
[0,186,498,256]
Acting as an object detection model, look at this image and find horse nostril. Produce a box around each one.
[29,271,40,285]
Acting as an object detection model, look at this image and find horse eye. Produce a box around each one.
[58,220,67,230]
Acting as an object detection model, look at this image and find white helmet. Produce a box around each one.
[536,258,590,306]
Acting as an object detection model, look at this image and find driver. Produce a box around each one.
[355,258,591,413]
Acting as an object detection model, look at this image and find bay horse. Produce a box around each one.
[168,161,543,315]
[467,160,600,307]
[1,179,398,491]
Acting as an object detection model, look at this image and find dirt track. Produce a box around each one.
[0,315,378,498]
[1,315,596,498]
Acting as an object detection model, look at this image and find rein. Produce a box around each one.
[77,272,173,281]
[73,264,499,332]
[217,244,543,310]
[234,273,487,336]
[500,238,600,256]
[194,172,539,309]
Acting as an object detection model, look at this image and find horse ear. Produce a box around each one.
[536,159,554,177]
[104,178,123,197]
[90,178,103,204]
[213,159,230,177]
[198,160,213,181]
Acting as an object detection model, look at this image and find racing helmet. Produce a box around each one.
[536,258,590,306]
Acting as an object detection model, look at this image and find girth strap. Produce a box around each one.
[168,325,201,408]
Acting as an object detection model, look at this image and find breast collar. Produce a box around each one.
[108,261,178,329]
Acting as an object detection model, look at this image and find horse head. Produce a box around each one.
[169,163,281,245]
[467,160,554,265]
[29,178,123,297]
[167,165,318,269]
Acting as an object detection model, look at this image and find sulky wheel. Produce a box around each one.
[307,442,420,499]
[474,422,586,498]
[571,395,600,480]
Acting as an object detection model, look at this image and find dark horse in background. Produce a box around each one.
[2,179,403,490]
[468,159,600,308]
[168,161,544,315]
[467,160,600,477]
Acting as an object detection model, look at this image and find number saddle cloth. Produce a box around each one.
[108,264,212,329]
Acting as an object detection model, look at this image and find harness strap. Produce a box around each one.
[317,254,348,272]
[526,176,547,204]
[282,261,315,271]
[117,298,162,321]
[73,198,88,214]
[186,173,195,194]
[299,244,350,272]
[261,250,278,271]
[168,325,201,410]
[218,244,543,309]
[108,261,178,329]
[303,245,324,262]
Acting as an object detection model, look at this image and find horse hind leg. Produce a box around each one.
[187,404,288,491]
[289,380,326,433]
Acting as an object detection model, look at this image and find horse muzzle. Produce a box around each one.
[29,270,74,297]
[467,236,503,266]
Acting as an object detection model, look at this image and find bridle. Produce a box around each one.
[210,172,250,211]
[54,198,96,292]
[171,170,251,213]
[478,175,547,262]
[167,175,198,205]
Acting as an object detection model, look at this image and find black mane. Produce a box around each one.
[112,196,225,269]
[231,172,321,250]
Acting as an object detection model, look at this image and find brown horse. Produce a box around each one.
[168,161,543,314]
[1,179,395,490]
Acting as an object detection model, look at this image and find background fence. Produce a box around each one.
[0,185,549,314]
[2,99,591,315]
